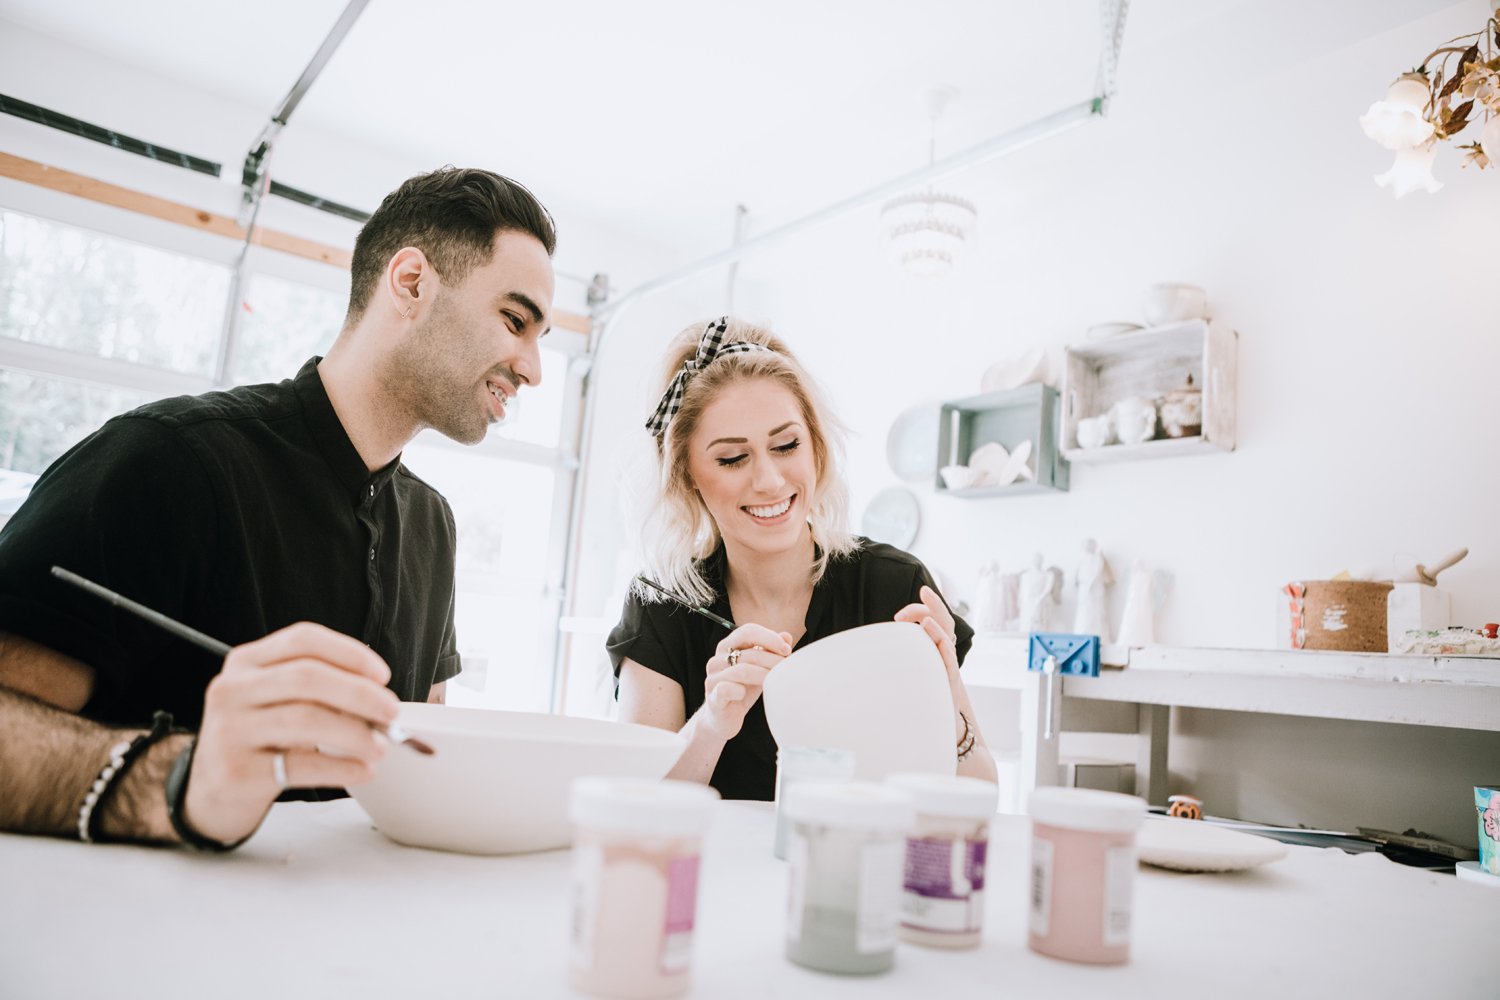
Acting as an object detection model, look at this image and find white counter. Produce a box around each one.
[2,799,1495,999]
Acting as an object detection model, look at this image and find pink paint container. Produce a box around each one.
[1026,787,1146,965]
[568,778,720,999]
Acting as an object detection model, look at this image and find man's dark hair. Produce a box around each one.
[346,167,556,322]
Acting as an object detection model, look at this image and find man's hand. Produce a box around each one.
[184,622,400,844]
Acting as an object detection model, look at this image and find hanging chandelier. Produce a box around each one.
[881,90,978,276]
[880,190,978,277]
[1358,1,1500,196]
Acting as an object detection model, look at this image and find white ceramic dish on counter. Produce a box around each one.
[348,704,686,855]
[763,621,955,782]
[1136,817,1289,872]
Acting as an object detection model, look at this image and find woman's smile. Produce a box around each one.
[743,494,796,524]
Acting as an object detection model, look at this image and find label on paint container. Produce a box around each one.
[856,839,905,954]
[659,856,700,973]
[901,836,987,933]
[785,829,808,943]
[1102,844,1136,946]
[1028,836,1054,937]
[569,843,603,971]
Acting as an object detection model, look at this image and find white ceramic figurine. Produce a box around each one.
[1073,538,1114,641]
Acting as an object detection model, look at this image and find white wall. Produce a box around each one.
[569,1,1500,846]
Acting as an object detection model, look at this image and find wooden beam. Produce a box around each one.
[0,151,593,334]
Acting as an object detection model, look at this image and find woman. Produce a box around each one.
[608,317,995,799]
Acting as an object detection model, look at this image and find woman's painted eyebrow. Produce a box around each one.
[706,421,803,449]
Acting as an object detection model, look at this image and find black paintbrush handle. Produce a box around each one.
[51,566,233,658]
[636,576,735,630]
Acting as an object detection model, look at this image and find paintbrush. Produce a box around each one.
[50,566,435,755]
[636,576,735,631]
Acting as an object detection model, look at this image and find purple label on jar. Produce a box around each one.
[903,837,986,900]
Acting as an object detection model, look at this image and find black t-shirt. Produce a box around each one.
[606,539,973,801]
[0,357,462,732]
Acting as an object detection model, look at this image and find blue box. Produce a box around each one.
[1027,633,1100,677]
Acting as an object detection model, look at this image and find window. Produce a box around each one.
[401,441,559,713]
[236,272,347,385]
[0,370,151,474]
[0,209,229,376]
[0,201,579,715]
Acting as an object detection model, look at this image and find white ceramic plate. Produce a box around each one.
[885,405,941,481]
[763,621,956,782]
[1137,817,1289,872]
[861,485,919,550]
[348,704,686,855]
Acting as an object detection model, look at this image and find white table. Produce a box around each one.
[2,800,1495,999]
[962,637,1500,809]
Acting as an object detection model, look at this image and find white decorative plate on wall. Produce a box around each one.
[861,486,920,550]
[886,404,941,481]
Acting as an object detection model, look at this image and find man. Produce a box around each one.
[0,167,556,848]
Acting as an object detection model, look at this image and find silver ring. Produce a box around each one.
[727,648,741,667]
[273,752,288,791]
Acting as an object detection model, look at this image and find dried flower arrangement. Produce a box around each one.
[1359,6,1500,196]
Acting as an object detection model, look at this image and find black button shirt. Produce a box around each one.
[606,539,973,801]
[0,358,461,732]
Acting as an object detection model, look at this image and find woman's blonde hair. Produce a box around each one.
[638,317,858,606]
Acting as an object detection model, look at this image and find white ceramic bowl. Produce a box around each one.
[1142,283,1207,326]
[348,704,686,855]
[763,621,956,782]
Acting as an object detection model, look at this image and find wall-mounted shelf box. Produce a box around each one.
[1060,319,1238,464]
[936,384,1069,497]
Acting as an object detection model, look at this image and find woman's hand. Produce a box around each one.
[699,624,793,743]
[895,584,957,648]
[896,586,997,782]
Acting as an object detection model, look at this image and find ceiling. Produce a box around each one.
[0,0,1457,264]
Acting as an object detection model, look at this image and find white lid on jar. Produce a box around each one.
[778,745,858,782]
[885,773,999,818]
[784,781,915,831]
[1028,787,1146,833]
[570,777,720,836]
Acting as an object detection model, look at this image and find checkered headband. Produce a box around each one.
[645,317,770,439]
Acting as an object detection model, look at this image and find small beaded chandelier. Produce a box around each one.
[880,90,977,276]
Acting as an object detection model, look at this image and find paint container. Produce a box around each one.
[1477,784,1500,876]
[774,745,857,859]
[784,782,916,975]
[1027,787,1146,965]
[568,778,720,1000]
[885,773,999,949]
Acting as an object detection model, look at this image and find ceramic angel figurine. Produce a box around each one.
[973,561,1013,633]
[1017,552,1062,633]
[1117,560,1175,647]
[1073,538,1114,641]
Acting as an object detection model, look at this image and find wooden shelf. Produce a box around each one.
[1061,319,1238,460]
[935,384,1069,497]
[1061,435,1224,464]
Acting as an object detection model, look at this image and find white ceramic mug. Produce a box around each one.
[1111,397,1158,445]
[1075,415,1115,450]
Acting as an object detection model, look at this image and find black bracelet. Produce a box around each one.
[164,736,251,852]
[78,710,176,843]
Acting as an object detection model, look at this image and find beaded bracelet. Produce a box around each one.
[956,710,977,762]
[76,710,175,843]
